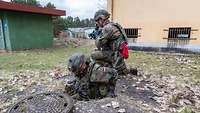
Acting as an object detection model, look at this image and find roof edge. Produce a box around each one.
[0,0,66,16]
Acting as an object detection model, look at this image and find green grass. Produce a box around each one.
[0,47,200,81]
[0,46,93,71]
[127,51,200,81]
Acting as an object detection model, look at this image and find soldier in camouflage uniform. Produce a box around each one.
[66,53,118,101]
[91,9,129,76]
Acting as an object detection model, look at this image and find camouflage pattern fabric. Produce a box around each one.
[67,60,118,100]
[96,22,126,51]
[91,50,114,64]
[90,63,117,83]
[94,9,110,21]
[92,50,128,76]
[92,22,128,76]
[68,53,87,74]
[75,74,91,100]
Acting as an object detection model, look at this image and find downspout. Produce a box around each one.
[111,0,114,21]
[0,12,7,50]
[2,20,7,50]
[3,13,11,50]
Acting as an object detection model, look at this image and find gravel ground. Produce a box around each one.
[0,49,200,113]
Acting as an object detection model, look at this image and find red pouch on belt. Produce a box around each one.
[121,42,129,59]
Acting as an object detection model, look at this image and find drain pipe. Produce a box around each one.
[111,0,114,21]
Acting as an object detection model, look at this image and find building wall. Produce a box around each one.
[107,0,200,45]
[5,11,53,50]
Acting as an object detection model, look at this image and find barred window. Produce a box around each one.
[124,28,138,38]
[168,27,191,39]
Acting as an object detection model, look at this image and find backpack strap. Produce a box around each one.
[112,23,128,45]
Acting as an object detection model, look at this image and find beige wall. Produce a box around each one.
[107,0,200,45]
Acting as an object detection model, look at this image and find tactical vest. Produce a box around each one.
[108,22,128,51]
[87,61,116,98]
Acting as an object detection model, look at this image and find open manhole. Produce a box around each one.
[6,92,74,113]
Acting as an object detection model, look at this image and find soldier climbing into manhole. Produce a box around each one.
[66,53,118,100]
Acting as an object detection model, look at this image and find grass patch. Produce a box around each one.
[0,47,199,81]
[0,46,93,71]
[127,51,200,81]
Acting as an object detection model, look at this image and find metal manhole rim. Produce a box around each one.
[6,91,74,113]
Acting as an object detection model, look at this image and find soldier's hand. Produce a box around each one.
[71,94,80,100]
[94,48,99,51]
[65,85,77,96]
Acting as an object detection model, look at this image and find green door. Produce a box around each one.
[0,19,5,49]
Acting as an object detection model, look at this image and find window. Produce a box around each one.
[124,28,139,38]
[168,27,191,39]
[164,27,197,47]
[165,27,194,47]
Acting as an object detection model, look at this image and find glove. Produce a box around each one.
[65,80,77,96]
[65,84,77,96]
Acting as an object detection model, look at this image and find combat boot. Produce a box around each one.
[128,67,138,75]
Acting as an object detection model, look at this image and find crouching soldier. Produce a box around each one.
[66,53,118,101]
[91,9,129,76]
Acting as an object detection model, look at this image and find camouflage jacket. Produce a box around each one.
[73,61,117,100]
[95,22,128,51]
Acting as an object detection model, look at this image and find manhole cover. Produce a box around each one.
[7,92,74,113]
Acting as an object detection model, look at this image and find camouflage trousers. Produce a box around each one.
[91,50,128,76]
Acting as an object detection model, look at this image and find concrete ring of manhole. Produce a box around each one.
[6,92,74,113]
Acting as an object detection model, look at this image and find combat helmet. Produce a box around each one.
[68,53,87,74]
[94,9,110,21]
